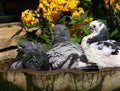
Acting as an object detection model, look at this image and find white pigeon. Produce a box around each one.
[81,20,120,68]
[47,24,98,70]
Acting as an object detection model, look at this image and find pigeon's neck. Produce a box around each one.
[87,34,108,44]
[52,36,70,46]
[87,28,108,44]
[81,29,108,49]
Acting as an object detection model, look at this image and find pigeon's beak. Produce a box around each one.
[87,27,91,31]
[18,46,22,49]
[87,26,93,32]
[17,46,23,52]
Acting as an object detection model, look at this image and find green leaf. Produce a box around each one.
[71,16,81,24]
[70,34,80,43]
[80,22,90,35]
[40,34,49,39]
[116,15,120,24]
[80,0,91,8]
[71,10,89,24]
[58,16,66,24]
[17,38,26,47]
[79,10,89,21]
[97,19,107,25]
[21,21,27,30]
[110,29,118,38]
[11,29,23,38]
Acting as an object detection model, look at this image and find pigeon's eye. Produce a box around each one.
[22,44,29,48]
[22,45,26,48]
[53,29,58,33]
[55,29,58,31]
[93,25,96,28]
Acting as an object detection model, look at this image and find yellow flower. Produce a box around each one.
[21,9,29,18]
[65,0,79,11]
[78,8,84,15]
[83,17,93,23]
[37,13,40,17]
[72,7,84,16]
[116,3,120,10]
[38,3,44,8]
[31,18,39,25]
[89,17,93,21]
[104,0,114,5]
[47,0,53,3]
[50,11,60,24]
[54,0,67,5]
[110,0,114,5]
[21,0,84,25]
[104,0,120,13]
[37,3,44,12]
[72,10,79,16]
[21,9,39,26]
[25,16,31,22]
[104,0,109,4]
[41,0,49,6]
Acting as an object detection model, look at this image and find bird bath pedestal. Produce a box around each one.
[0,68,120,91]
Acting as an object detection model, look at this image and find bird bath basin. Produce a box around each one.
[0,60,120,91]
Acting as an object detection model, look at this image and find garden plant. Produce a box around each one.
[12,0,120,49]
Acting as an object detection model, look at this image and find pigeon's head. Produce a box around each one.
[19,40,32,49]
[18,40,34,53]
[18,40,46,55]
[52,24,69,43]
[88,20,107,33]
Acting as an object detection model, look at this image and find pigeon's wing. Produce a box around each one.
[10,46,25,70]
[93,41,120,56]
[106,40,120,49]
[47,42,88,70]
[87,40,120,67]
[10,61,22,70]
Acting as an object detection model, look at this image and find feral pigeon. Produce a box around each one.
[10,40,49,70]
[81,20,120,68]
[47,24,98,70]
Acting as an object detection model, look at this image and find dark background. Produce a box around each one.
[0,0,39,23]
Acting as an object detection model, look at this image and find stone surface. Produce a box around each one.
[0,49,17,61]
[0,22,25,50]
[0,68,120,91]
[0,22,25,61]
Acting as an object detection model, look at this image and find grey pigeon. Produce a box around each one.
[47,24,98,70]
[10,40,49,70]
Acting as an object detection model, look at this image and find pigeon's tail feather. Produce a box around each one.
[10,61,22,70]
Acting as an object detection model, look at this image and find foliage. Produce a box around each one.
[13,17,52,49]
[12,0,120,49]
[12,0,93,49]
[90,0,120,43]
[104,0,120,42]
